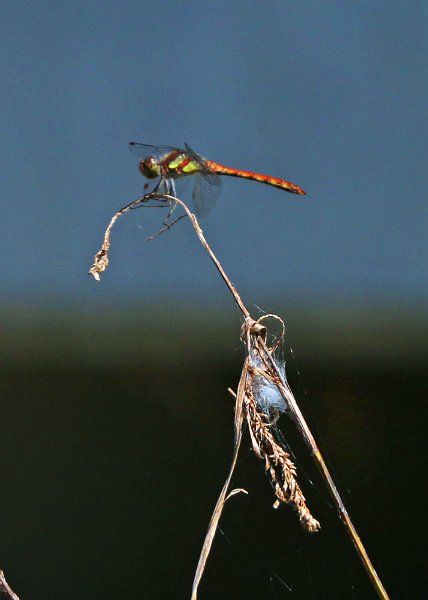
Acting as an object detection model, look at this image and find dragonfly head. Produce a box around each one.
[139,155,161,179]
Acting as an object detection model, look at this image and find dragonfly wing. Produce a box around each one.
[183,143,216,171]
[192,171,221,217]
[184,142,203,161]
[128,142,186,160]
[182,143,221,216]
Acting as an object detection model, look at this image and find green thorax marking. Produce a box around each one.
[166,153,201,176]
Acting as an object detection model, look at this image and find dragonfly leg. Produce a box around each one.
[129,175,186,239]
[151,177,177,217]
[130,176,171,211]
[146,213,187,241]
[163,179,178,220]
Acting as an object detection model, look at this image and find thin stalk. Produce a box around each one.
[0,571,20,600]
[253,334,390,600]
[190,376,246,600]
[89,191,390,599]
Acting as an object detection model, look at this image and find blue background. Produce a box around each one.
[1,0,426,308]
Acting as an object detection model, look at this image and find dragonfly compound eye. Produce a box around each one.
[139,156,161,178]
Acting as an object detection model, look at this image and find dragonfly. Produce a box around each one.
[129,142,306,217]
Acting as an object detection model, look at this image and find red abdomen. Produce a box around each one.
[204,160,306,195]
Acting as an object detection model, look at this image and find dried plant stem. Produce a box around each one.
[90,192,250,320]
[89,192,390,600]
[244,327,389,599]
[0,570,19,600]
[190,370,246,600]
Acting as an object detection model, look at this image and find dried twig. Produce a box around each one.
[89,191,390,600]
[190,371,246,600]
[0,570,20,600]
[89,192,250,319]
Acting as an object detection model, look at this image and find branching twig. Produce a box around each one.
[89,192,251,319]
[89,191,390,600]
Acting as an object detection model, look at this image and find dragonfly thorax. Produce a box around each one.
[139,156,161,179]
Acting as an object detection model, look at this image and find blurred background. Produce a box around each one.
[1,1,427,598]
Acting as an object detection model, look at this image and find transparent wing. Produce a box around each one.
[192,171,221,217]
[184,143,213,171]
[128,142,186,160]
[181,143,220,215]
